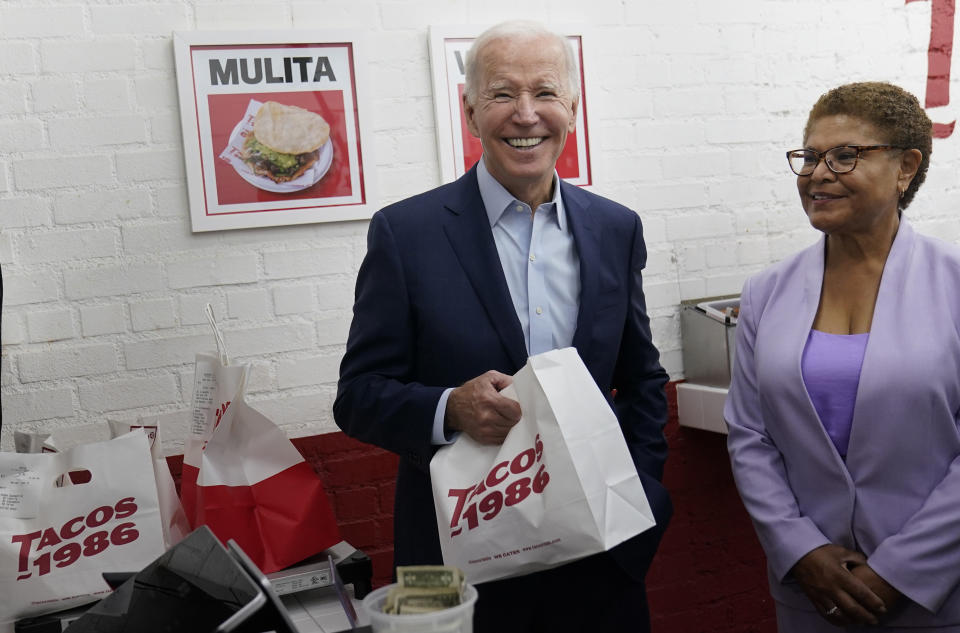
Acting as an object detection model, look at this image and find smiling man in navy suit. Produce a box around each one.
[334,20,670,632]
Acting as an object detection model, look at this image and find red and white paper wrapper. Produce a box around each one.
[181,332,339,574]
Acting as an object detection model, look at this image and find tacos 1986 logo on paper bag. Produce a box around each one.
[445,435,550,538]
[11,497,141,581]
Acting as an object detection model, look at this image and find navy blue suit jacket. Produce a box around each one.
[334,167,671,582]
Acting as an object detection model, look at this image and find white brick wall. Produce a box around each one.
[124,333,214,370]
[274,285,318,316]
[0,119,44,153]
[26,309,76,343]
[5,388,74,423]
[130,297,176,331]
[80,304,126,337]
[0,42,36,75]
[41,40,138,73]
[49,116,148,150]
[5,272,58,306]
[2,0,958,452]
[17,228,118,264]
[64,264,164,299]
[78,375,178,413]
[227,289,271,321]
[0,83,27,115]
[1,196,52,228]
[55,190,151,224]
[19,344,117,382]
[277,355,341,389]
[83,79,133,113]
[0,6,86,38]
[14,155,114,190]
[30,79,79,112]
[167,255,258,289]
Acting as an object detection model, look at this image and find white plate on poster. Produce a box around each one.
[223,119,334,194]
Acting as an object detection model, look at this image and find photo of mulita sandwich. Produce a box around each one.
[241,101,331,183]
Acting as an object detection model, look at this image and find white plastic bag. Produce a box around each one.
[0,432,166,624]
[108,419,190,549]
[430,347,656,584]
[14,424,110,455]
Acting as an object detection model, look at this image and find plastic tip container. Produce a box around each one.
[361,582,478,633]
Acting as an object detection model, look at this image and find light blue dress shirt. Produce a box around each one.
[431,159,581,444]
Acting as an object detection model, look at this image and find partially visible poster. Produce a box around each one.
[429,26,593,187]
[173,31,376,232]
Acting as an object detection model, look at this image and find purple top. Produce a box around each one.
[800,329,869,458]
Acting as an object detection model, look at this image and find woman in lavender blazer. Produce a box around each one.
[725,82,960,631]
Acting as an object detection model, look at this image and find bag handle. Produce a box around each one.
[205,303,230,366]
[204,303,249,399]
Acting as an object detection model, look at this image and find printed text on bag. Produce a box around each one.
[446,435,550,537]
[11,497,140,581]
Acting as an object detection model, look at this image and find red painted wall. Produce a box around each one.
[648,383,776,632]
[167,382,777,631]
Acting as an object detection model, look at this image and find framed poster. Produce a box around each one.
[173,30,376,232]
[428,26,593,187]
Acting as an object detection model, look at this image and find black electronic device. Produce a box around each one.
[15,528,374,633]
[47,525,295,633]
[214,539,298,633]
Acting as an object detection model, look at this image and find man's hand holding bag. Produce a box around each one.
[430,347,657,584]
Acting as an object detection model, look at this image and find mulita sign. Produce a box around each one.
[173,31,378,232]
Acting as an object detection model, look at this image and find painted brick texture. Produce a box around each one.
[4,0,955,444]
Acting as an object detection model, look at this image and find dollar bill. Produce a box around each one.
[396,565,464,590]
[383,565,466,615]
[395,588,462,612]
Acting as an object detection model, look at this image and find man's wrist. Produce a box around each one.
[432,387,457,445]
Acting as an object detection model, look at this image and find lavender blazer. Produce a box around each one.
[725,220,960,626]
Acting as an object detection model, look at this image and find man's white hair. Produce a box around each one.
[463,20,579,106]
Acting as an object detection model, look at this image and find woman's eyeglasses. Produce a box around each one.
[786,145,905,176]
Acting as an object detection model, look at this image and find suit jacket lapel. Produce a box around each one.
[441,168,528,369]
[562,181,601,352]
[846,220,915,465]
[794,238,857,481]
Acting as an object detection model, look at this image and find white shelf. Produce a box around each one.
[677,382,729,435]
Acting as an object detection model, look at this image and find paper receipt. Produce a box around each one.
[190,356,217,437]
[0,463,43,519]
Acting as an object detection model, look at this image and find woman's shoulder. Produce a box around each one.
[911,226,960,265]
[906,230,960,307]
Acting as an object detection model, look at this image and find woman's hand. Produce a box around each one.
[789,544,887,626]
[849,563,904,612]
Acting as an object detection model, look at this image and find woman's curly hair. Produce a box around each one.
[804,82,932,210]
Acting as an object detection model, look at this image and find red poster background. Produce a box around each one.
[208,91,353,206]
[906,0,956,137]
[456,84,583,179]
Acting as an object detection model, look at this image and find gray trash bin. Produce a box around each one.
[678,296,739,434]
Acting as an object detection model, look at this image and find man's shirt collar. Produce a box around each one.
[476,157,567,231]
